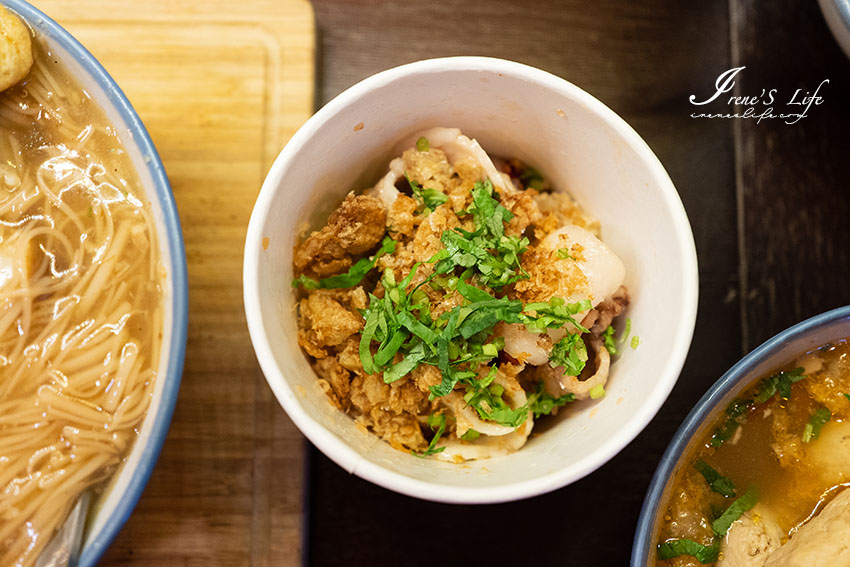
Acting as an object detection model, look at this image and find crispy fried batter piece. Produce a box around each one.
[313,356,352,409]
[532,191,600,237]
[411,203,461,262]
[297,289,365,358]
[293,192,387,279]
[387,194,419,238]
[510,243,589,304]
[500,188,542,237]
[350,373,430,450]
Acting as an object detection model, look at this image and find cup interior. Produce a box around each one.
[246,57,698,503]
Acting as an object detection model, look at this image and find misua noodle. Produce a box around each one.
[0,40,162,565]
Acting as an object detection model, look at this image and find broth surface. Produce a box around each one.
[655,340,850,566]
[0,38,162,566]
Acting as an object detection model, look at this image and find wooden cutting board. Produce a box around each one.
[32,1,315,565]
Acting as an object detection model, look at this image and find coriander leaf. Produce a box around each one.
[802,407,831,443]
[413,412,446,457]
[293,236,396,289]
[657,539,719,563]
[549,333,588,376]
[422,188,448,210]
[694,459,736,497]
[602,325,619,356]
[523,297,591,333]
[461,366,529,428]
[712,486,758,536]
[416,136,430,152]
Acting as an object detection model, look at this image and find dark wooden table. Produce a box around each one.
[304,1,850,565]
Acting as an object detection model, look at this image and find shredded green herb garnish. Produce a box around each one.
[712,486,758,536]
[460,429,480,441]
[416,136,430,152]
[694,459,736,497]
[429,179,529,289]
[753,367,806,403]
[461,366,528,427]
[802,407,831,443]
[602,325,619,356]
[293,236,396,290]
[843,393,850,403]
[519,166,544,190]
[527,381,575,418]
[413,413,447,457]
[405,173,448,213]
[710,398,751,448]
[557,247,574,260]
[631,335,640,349]
[657,539,719,563]
[711,368,808,448]
[549,333,588,376]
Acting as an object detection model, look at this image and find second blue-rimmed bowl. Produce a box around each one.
[631,305,850,566]
[2,1,189,565]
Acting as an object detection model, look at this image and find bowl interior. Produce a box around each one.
[631,306,850,566]
[246,58,698,503]
[6,1,188,563]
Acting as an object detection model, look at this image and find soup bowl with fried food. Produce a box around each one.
[633,306,850,567]
[244,57,698,504]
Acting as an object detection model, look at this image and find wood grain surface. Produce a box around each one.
[30,1,315,565]
[306,1,850,566]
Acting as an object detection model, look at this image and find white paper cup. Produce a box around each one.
[244,57,698,504]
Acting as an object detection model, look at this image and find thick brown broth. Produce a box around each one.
[655,340,850,566]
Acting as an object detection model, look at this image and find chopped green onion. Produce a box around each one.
[589,384,605,399]
[460,429,480,441]
[631,335,640,349]
[413,413,446,457]
[416,136,430,152]
[802,407,831,443]
[549,333,588,376]
[556,247,574,260]
[602,325,619,356]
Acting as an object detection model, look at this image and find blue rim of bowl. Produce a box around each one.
[2,1,189,565]
[837,0,850,34]
[631,305,850,566]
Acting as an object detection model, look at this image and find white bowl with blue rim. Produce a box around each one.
[631,305,850,565]
[819,0,850,58]
[3,1,189,565]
